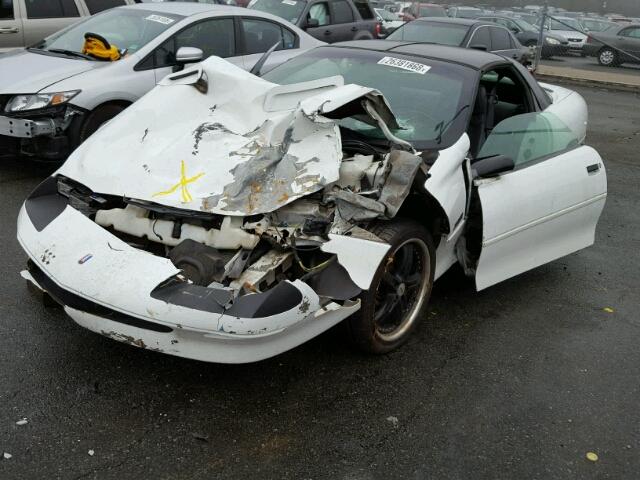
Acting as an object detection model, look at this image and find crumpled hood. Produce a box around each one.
[57,56,401,216]
[0,49,100,94]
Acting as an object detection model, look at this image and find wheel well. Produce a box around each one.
[395,191,449,248]
[91,99,133,112]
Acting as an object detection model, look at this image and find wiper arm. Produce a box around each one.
[47,49,94,60]
[434,104,470,144]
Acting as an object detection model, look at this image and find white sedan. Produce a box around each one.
[17,42,607,363]
[0,2,322,160]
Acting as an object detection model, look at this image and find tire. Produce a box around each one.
[77,104,126,145]
[598,47,618,67]
[345,219,435,354]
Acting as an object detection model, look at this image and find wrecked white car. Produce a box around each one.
[17,43,607,363]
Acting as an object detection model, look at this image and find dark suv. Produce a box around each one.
[248,0,379,42]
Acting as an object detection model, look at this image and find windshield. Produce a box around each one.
[262,47,476,149]
[249,0,306,24]
[514,19,537,32]
[376,8,397,21]
[387,21,468,46]
[32,9,182,56]
[550,18,582,31]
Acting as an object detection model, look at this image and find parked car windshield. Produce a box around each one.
[513,18,537,32]
[549,18,582,31]
[31,9,183,56]
[249,0,306,24]
[262,47,477,149]
[387,21,468,46]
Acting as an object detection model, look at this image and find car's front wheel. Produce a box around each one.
[598,47,618,66]
[346,219,435,354]
[77,104,126,144]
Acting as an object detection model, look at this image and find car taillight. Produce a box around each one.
[375,22,382,38]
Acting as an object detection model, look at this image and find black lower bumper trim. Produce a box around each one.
[28,261,173,333]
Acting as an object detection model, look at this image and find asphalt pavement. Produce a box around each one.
[1,85,639,480]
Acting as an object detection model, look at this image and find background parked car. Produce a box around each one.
[579,17,618,33]
[374,7,402,37]
[447,6,483,19]
[583,23,640,67]
[248,0,379,43]
[0,3,322,159]
[541,16,588,55]
[387,18,530,65]
[400,2,446,21]
[0,0,138,52]
[478,15,569,58]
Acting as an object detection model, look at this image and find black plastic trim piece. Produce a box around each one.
[28,261,173,333]
[24,176,68,232]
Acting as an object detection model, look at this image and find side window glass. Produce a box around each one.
[84,0,126,15]
[469,26,491,50]
[478,112,579,168]
[332,0,354,24]
[1,0,14,19]
[308,3,330,26]
[175,18,235,59]
[490,27,511,50]
[628,28,640,39]
[353,0,373,19]
[153,37,176,69]
[25,0,79,18]
[243,18,293,54]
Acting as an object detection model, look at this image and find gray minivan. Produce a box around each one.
[0,0,137,52]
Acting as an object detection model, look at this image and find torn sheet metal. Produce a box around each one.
[57,56,402,217]
[320,233,390,289]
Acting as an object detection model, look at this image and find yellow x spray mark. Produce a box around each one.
[153,160,205,203]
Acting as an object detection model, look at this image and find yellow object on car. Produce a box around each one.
[81,32,121,61]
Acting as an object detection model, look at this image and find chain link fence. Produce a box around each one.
[530,6,640,84]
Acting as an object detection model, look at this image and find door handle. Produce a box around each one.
[0,27,19,34]
[586,163,600,173]
[351,26,357,31]
[323,30,331,35]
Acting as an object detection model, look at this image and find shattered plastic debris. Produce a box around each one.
[3,452,12,460]
[386,416,399,427]
[586,451,599,462]
[15,418,28,426]
[603,307,614,313]
[88,449,95,456]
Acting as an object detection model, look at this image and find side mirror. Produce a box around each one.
[472,154,515,178]
[305,17,320,29]
[176,47,204,64]
[511,27,520,34]
[470,44,488,51]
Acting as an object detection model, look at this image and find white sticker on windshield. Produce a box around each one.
[145,14,175,25]
[282,0,297,5]
[377,56,431,74]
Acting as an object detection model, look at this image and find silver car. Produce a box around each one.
[0,0,139,52]
[0,3,322,160]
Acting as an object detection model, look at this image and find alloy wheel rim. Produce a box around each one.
[600,50,614,64]
[373,238,430,343]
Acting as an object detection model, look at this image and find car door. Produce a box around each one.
[303,1,333,42]
[239,17,299,72]
[489,25,519,59]
[0,0,24,50]
[82,0,129,15]
[21,0,84,46]
[618,26,640,58]
[328,0,357,42]
[150,16,242,84]
[473,111,607,290]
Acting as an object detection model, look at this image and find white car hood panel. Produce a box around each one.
[0,49,101,94]
[58,56,399,216]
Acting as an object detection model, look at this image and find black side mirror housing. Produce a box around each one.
[305,18,320,29]
[473,154,515,178]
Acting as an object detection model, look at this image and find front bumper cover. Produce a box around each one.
[17,181,360,363]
